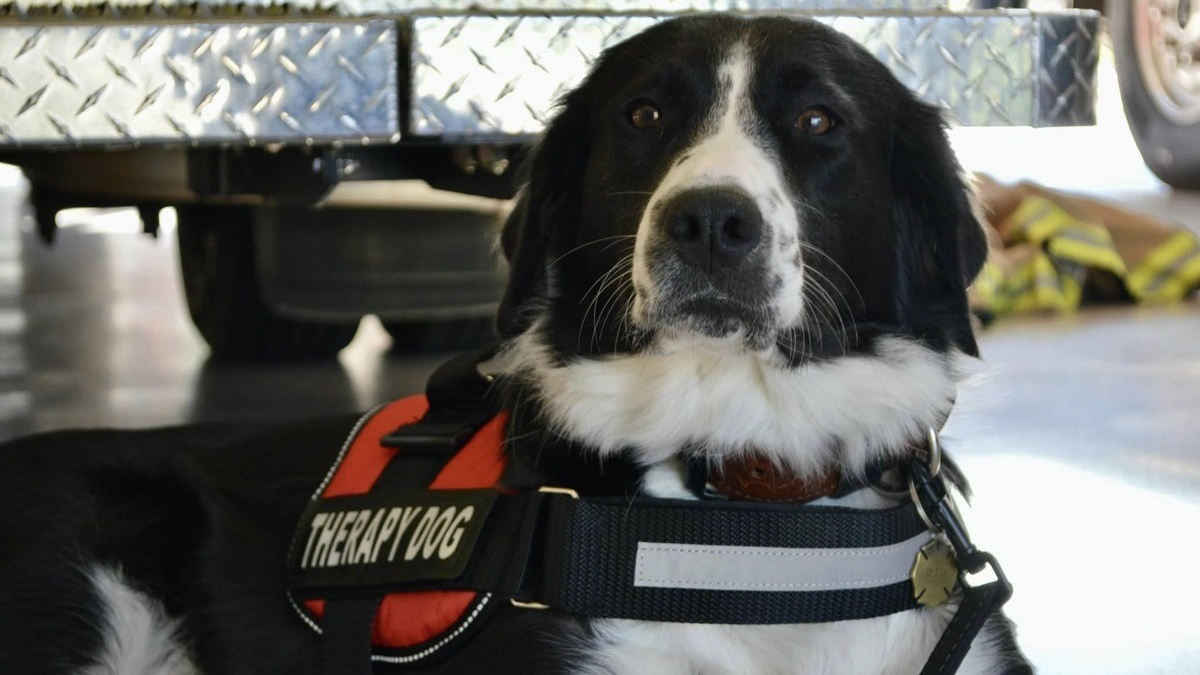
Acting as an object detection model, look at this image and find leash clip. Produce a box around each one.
[907,428,983,575]
[903,430,1015,675]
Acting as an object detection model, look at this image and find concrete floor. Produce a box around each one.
[0,50,1198,675]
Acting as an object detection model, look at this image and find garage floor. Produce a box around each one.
[1,54,1198,674]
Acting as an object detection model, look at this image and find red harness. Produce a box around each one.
[297,395,509,654]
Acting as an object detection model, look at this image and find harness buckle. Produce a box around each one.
[380,410,495,453]
[507,486,579,611]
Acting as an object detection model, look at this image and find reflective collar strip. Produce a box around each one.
[634,533,929,592]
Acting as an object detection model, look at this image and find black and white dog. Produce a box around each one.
[0,16,1032,675]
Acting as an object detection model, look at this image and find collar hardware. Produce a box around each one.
[909,443,986,574]
[905,437,1015,675]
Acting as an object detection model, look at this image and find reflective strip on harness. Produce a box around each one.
[633,534,930,592]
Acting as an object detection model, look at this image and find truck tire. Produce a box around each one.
[383,317,496,354]
[1111,0,1200,189]
[176,205,359,361]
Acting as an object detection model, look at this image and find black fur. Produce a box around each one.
[496,16,987,363]
[0,16,1027,675]
[0,420,590,675]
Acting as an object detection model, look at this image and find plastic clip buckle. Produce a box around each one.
[380,412,491,452]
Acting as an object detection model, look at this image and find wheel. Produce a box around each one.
[1111,0,1200,189]
[176,205,359,361]
[383,317,496,354]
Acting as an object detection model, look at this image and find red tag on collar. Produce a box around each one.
[709,454,841,504]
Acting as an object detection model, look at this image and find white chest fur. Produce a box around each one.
[503,329,959,481]
[583,607,1001,675]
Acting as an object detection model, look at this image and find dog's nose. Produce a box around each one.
[661,188,763,271]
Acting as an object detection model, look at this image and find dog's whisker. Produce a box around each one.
[611,279,639,352]
[594,263,636,352]
[804,266,857,326]
[805,285,850,354]
[588,254,634,302]
[803,277,848,346]
[581,254,635,351]
[594,281,625,348]
[580,253,634,324]
[800,257,860,351]
[799,242,865,308]
[548,235,638,268]
[580,262,624,316]
[600,270,635,324]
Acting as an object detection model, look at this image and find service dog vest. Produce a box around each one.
[288,395,510,666]
[286,348,1013,675]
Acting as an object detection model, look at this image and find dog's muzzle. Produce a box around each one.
[641,186,776,337]
[660,188,763,273]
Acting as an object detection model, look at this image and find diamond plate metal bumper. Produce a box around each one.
[0,8,1099,149]
[0,21,399,147]
[411,10,1101,140]
[3,0,945,16]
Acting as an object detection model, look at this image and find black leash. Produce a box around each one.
[910,456,1014,675]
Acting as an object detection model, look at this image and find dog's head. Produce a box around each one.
[499,15,985,360]
[496,16,986,479]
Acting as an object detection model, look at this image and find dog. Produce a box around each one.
[0,15,1033,675]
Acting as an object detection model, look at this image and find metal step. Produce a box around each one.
[0,8,1100,149]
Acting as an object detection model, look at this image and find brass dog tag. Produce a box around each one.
[910,538,959,607]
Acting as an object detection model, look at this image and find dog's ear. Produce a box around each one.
[496,86,593,338]
[890,96,988,357]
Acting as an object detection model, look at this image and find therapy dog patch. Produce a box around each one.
[291,489,496,592]
[286,395,509,666]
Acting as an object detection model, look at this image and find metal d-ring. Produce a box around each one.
[909,478,938,533]
[924,427,942,478]
[908,427,944,533]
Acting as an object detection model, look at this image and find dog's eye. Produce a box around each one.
[796,108,836,135]
[629,103,662,130]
